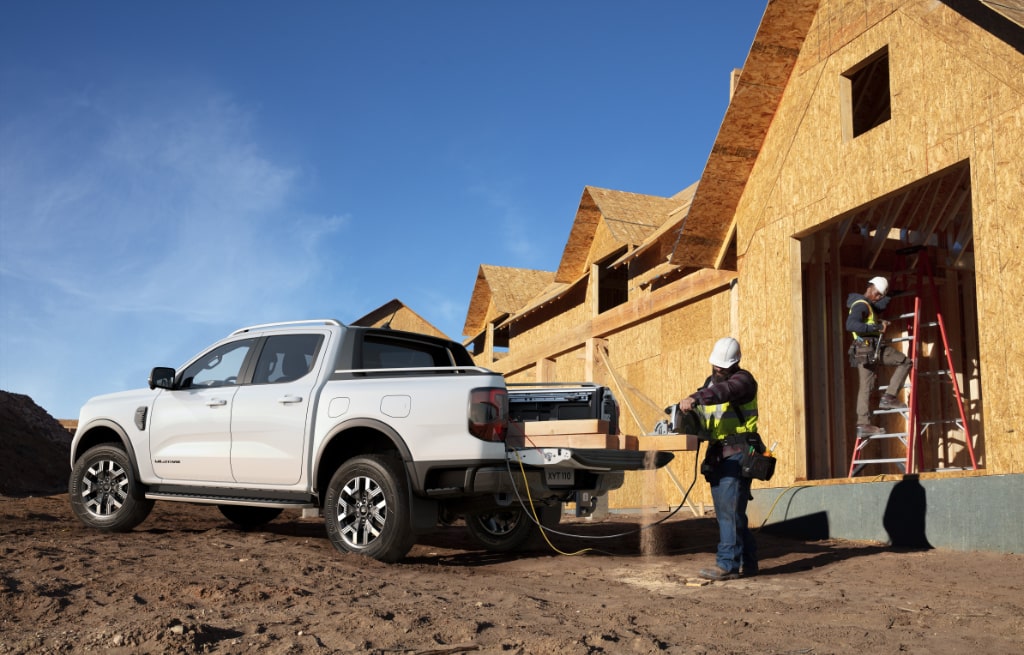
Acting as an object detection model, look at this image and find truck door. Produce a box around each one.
[149,338,256,483]
[229,333,326,485]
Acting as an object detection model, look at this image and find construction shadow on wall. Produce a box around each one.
[883,474,933,549]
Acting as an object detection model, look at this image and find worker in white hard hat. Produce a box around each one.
[677,337,761,581]
[846,276,912,436]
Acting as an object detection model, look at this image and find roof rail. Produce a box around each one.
[232,319,343,335]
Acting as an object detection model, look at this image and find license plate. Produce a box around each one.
[545,468,574,487]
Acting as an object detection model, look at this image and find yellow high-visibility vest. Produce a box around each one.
[699,397,759,442]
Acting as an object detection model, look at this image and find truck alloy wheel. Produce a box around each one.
[324,455,414,562]
[68,444,153,531]
[466,504,560,552]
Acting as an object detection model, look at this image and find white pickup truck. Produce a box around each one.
[69,319,671,561]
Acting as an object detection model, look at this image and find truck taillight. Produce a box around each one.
[468,387,508,442]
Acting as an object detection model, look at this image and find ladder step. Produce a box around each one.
[857,432,908,439]
[852,458,906,465]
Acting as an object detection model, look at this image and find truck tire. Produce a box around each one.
[68,444,154,532]
[218,505,283,529]
[466,504,560,552]
[323,455,414,563]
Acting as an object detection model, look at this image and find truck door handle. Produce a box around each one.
[278,395,303,404]
[206,399,227,407]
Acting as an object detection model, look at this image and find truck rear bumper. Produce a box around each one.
[417,448,672,501]
[507,447,673,471]
[468,466,625,498]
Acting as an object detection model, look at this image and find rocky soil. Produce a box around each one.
[2,391,1023,654]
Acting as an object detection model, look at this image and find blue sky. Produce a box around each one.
[1,2,766,419]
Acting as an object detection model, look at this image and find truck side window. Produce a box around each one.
[180,339,255,389]
[253,334,325,384]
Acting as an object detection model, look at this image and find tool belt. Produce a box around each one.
[701,433,775,481]
[848,338,879,367]
[739,434,776,481]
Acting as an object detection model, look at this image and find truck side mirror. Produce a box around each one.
[149,367,176,390]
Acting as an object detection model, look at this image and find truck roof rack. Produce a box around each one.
[231,319,343,335]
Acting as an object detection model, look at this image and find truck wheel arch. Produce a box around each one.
[72,419,142,475]
[314,418,415,495]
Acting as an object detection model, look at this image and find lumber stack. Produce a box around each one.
[504,419,702,452]
[505,419,640,450]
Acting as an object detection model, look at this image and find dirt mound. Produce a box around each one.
[0,390,73,496]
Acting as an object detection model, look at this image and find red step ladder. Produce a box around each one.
[901,250,977,473]
[848,247,978,476]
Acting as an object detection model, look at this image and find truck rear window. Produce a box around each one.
[360,334,453,370]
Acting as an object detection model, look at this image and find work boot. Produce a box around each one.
[879,394,907,410]
[698,566,739,581]
[740,566,759,578]
[857,424,884,436]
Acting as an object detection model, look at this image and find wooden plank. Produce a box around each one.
[521,419,609,437]
[506,433,621,449]
[634,434,700,452]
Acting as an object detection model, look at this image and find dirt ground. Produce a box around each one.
[2,392,1023,654]
[2,494,1023,655]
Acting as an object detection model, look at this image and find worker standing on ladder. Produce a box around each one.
[846,276,912,436]
[678,337,760,581]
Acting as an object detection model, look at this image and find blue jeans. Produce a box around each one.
[709,453,757,573]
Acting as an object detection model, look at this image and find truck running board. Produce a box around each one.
[145,487,314,509]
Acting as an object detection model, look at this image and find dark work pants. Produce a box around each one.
[709,453,757,573]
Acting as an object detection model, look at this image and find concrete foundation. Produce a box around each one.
[748,474,1024,553]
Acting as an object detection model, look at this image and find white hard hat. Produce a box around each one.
[869,276,889,295]
[709,337,741,368]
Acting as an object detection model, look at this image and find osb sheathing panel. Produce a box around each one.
[969,108,1024,473]
[604,293,733,510]
[736,219,804,483]
[506,303,590,366]
[733,0,1024,476]
[555,194,601,283]
[590,219,624,266]
[352,302,448,339]
[463,266,556,337]
[663,0,819,268]
[551,346,586,383]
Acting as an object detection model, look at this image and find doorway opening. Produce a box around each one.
[799,160,982,479]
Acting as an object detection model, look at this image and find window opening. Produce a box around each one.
[842,47,891,139]
[597,249,629,314]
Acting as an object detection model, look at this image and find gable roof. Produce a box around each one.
[462,265,555,337]
[637,0,820,268]
[610,181,699,268]
[554,186,681,283]
[498,184,700,329]
[351,299,448,339]
[980,0,1024,30]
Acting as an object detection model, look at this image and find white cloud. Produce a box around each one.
[1,87,351,321]
[0,84,350,415]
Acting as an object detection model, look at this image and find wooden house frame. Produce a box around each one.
[463,0,1024,509]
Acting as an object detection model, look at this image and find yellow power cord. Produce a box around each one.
[513,449,593,556]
